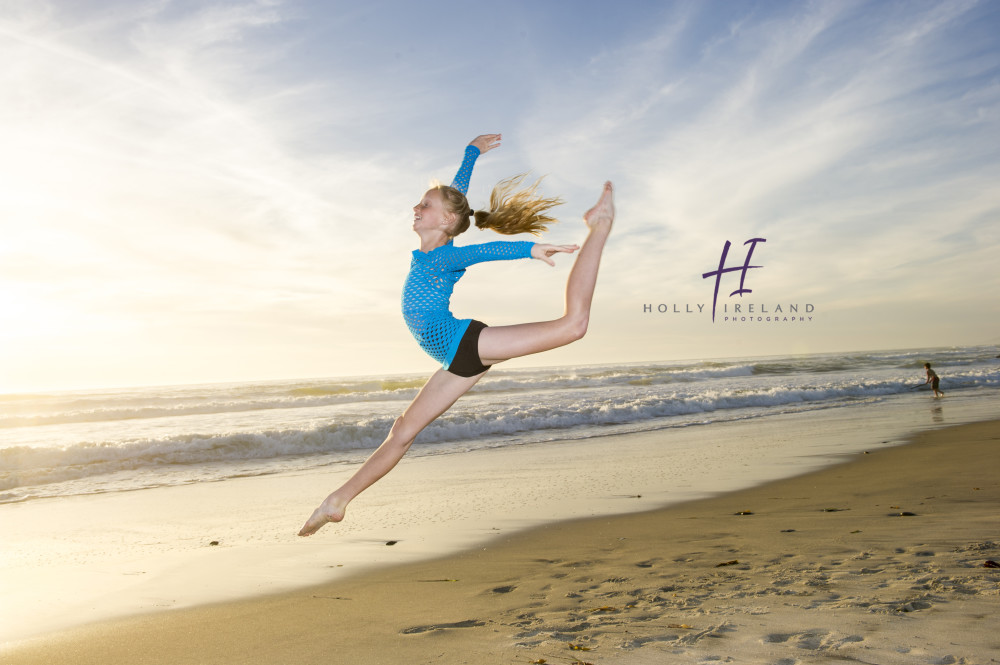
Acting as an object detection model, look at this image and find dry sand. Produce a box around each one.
[4,419,998,664]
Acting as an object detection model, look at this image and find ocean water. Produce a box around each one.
[2,346,997,505]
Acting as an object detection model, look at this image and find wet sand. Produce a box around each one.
[4,419,998,664]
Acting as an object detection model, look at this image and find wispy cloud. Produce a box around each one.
[518,2,999,305]
[1,0,997,390]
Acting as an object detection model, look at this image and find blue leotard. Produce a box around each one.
[402,145,535,370]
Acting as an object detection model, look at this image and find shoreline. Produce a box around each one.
[4,417,999,663]
[5,391,991,644]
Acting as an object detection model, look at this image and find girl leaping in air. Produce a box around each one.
[299,133,614,536]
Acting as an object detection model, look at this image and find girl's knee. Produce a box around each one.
[388,416,417,449]
[562,313,589,343]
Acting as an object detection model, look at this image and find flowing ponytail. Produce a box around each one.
[474,174,562,236]
[436,173,562,238]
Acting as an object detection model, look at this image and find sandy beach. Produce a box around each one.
[4,415,998,664]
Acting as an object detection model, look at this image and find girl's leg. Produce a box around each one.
[479,181,614,364]
[298,368,486,536]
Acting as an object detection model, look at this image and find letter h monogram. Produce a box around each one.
[702,238,766,322]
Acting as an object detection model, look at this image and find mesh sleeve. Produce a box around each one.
[440,241,535,270]
[450,144,481,195]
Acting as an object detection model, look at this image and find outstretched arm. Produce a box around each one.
[437,240,534,271]
[451,133,502,195]
[439,241,577,271]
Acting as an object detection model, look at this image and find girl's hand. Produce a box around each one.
[469,133,502,154]
[531,243,579,266]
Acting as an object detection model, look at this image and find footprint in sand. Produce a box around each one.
[399,619,485,634]
[764,630,864,651]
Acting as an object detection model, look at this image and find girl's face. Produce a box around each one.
[413,189,453,234]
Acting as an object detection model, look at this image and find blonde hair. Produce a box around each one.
[435,174,562,238]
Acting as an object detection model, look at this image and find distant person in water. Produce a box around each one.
[299,134,615,536]
[924,363,944,398]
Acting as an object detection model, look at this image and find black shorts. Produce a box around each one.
[447,320,492,377]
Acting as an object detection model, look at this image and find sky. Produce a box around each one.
[1,0,998,393]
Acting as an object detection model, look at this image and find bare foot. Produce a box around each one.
[583,181,614,231]
[298,494,348,536]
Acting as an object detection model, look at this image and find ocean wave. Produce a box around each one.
[0,360,827,429]
[0,417,393,495]
[5,366,997,499]
[5,346,995,428]
[0,388,417,429]
[0,364,768,427]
